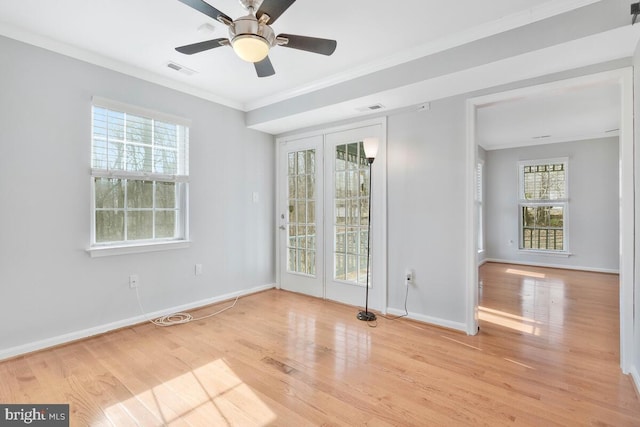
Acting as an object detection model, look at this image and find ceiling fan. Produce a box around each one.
[175,0,337,77]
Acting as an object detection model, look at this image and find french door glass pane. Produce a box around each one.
[287,149,316,276]
[334,142,370,285]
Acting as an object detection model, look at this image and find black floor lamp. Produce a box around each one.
[357,137,379,322]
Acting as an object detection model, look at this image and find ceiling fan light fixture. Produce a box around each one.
[232,34,270,62]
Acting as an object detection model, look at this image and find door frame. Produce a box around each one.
[276,117,388,313]
[464,68,635,373]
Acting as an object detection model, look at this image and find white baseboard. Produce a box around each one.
[386,308,467,333]
[630,365,640,399]
[484,258,619,274]
[0,284,275,361]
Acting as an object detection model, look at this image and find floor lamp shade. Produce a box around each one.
[363,137,379,161]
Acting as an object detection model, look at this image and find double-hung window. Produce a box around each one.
[518,158,568,253]
[90,98,189,254]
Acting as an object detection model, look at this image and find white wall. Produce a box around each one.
[0,36,275,358]
[484,138,619,272]
[386,98,468,329]
[477,146,487,265]
[632,38,640,391]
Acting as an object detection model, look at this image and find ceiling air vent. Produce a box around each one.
[166,61,197,76]
[356,103,385,112]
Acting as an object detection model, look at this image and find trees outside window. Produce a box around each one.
[518,159,568,252]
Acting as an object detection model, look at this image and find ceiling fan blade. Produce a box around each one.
[256,0,296,24]
[176,38,228,54]
[177,0,232,23]
[277,34,337,56]
[254,56,276,78]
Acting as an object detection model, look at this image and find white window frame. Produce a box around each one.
[517,157,569,255]
[87,97,191,257]
[476,160,484,253]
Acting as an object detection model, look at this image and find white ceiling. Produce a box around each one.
[477,79,621,150]
[0,0,638,138]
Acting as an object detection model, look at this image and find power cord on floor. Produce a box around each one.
[379,281,410,321]
[364,282,410,328]
[135,285,239,327]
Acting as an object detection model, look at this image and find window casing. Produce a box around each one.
[518,158,568,253]
[476,160,484,253]
[90,98,189,251]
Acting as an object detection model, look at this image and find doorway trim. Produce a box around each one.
[465,67,634,372]
[275,117,388,313]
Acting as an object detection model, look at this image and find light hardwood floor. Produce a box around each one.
[1,262,639,426]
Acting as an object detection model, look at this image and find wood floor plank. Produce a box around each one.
[0,263,639,425]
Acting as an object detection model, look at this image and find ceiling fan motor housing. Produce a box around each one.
[230,13,276,48]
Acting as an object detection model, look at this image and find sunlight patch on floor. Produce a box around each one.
[505,268,546,279]
[503,358,535,370]
[440,336,482,351]
[479,306,541,336]
[105,359,276,426]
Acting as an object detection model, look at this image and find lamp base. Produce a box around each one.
[357,311,377,321]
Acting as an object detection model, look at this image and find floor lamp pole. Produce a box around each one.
[357,157,376,322]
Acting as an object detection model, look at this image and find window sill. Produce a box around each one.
[87,240,191,258]
[517,249,572,258]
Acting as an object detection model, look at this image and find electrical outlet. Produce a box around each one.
[129,274,139,289]
[405,269,414,286]
[195,264,203,276]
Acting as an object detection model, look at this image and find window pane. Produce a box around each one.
[335,254,346,280]
[156,182,176,208]
[95,178,124,209]
[307,251,316,276]
[307,200,315,224]
[107,141,124,170]
[306,175,315,199]
[522,162,565,200]
[154,121,177,148]
[307,225,316,250]
[153,148,177,174]
[126,144,152,172]
[95,211,124,242]
[288,248,296,272]
[127,211,153,240]
[126,114,152,145]
[155,211,176,238]
[107,110,124,140]
[288,153,296,175]
[336,145,346,171]
[358,255,369,285]
[127,180,153,208]
[521,205,564,251]
[297,175,307,198]
[346,143,358,169]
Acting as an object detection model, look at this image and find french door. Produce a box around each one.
[277,121,386,312]
[277,135,324,297]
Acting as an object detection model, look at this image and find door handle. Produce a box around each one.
[279,225,286,230]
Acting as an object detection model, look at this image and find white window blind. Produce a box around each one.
[90,97,190,248]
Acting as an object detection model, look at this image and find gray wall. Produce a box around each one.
[0,36,275,357]
[386,97,467,328]
[484,138,619,271]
